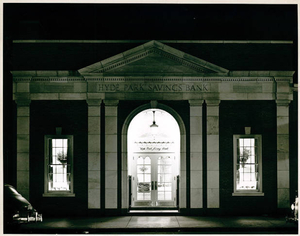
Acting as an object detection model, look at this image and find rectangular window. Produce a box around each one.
[43,135,75,197]
[233,135,263,196]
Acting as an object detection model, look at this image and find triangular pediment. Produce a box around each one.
[78,40,229,75]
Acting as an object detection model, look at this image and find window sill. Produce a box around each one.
[232,192,264,196]
[43,193,75,197]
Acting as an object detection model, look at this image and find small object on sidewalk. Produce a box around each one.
[286,191,298,224]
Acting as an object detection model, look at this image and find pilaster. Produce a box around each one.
[206,99,220,208]
[104,100,119,209]
[16,98,31,200]
[276,100,290,208]
[189,100,203,208]
[87,99,101,209]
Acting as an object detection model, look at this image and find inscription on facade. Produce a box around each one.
[97,83,209,92]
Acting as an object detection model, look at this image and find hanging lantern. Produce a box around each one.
[150,110,159,135]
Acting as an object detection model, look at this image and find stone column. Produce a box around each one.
[104,100,119,209]
[16,98,31,200]
[276,101,290,208]
[206,100,220,208]
[121,133,128,209]
[87,99,101,209]
[180,128,187,209]
[189,100,203,208]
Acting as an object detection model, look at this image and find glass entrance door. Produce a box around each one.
[132,154,176,207]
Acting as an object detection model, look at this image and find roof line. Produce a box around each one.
[12,40,293,44]
[11,70,295,77]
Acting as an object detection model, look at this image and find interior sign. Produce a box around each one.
[97,83,209,92]
[139,147,169,152]
[137,182,151,193]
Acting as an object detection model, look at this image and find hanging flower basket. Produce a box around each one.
[240,149,250,168]
[57,152,68,164]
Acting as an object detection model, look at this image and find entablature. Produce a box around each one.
[11,71,294,82]
[12,71,295,103]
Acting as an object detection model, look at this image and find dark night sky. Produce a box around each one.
[3,3,298,41]
[3,3,298,85]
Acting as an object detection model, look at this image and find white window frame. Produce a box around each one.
[43,135,75,197]
[232,135,264,196]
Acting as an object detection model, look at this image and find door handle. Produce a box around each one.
[151,181,154,190]
[155,181,157,190]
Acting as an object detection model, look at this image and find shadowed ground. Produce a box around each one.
[5,215,298,234]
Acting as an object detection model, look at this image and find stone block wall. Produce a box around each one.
[219,101,277,215]
[10,97,296,216]
[30,101,88,216]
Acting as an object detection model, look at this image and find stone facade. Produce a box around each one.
[10,40,297,216]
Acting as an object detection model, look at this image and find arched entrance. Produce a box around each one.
[121,102,186,211]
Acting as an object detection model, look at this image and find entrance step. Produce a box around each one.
[128,209,179,216]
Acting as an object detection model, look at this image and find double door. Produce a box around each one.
[131,154,176,207]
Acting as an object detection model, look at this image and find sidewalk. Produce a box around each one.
[6,216,299,234]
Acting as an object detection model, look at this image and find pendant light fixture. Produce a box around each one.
[150,110,158,135]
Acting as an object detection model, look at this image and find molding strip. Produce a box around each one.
[12,75,292,82]
[13,40,294,44]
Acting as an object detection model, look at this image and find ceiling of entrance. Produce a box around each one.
[128,109,180,144]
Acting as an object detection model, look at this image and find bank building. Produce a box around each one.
[5,39,298,217]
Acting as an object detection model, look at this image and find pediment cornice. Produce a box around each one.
[11,71,295,83]
[78,40,229,75]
